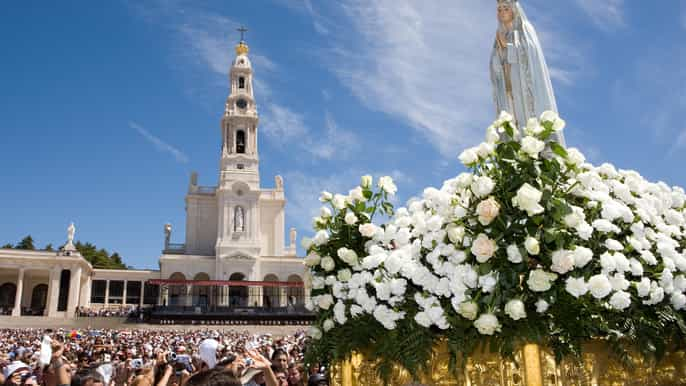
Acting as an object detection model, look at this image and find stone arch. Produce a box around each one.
[0,282,16,309]
[287,274,305,306]
[262,274,279,309]
[30,284,48,312]
[229,272,247,307]
[168,272,186,306]
[236,130,246,153]
[192,272,210,306]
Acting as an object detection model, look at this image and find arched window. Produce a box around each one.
[238,77,245,89]
[0,282,16,308]
[236,130,246,154]
[234,206,245,232]
[229,273,247,307]
[31,284,48,312]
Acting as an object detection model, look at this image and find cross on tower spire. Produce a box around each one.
[237,26,248,42]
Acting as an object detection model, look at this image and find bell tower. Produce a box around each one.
[216,28,262,259]
[219,27,260,190]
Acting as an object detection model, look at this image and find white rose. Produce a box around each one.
[313,230,329,246]
[332,194,347,210]
[514,184,544,216]
[474,313,502,335]
[337,269,352,282]
[636,278,651,297]
[323,319,335,332]
[304,253,321,267]
[456,301,479,320]
[521,136,546,159]
[344,212,359,225]
[320,206,332,218]
[458,147,479,165]
[564,206,584,228]
[447,225,465,244]
[317,294,334,310]
[504,299,527,320]
[540,110,559,125]
[609,290,631,310]
[506,244,523,263]
[566,148,585,166]
[605,239,624,251]
[565,277,588,298]
[498,110,514,124]
[477,142,495,158]
[308,326,322,339]
[301,237,313,250]
[535,299,549,313]
[471,176,495,198]
[320,256,335,272]
[572,247,593,268]
[671,293,686,310]
[476,197,501,226]
[319,191,333,202]
[358,223,377,238]
[360,175,372,189]
[471,234,497,263]
[348,186,365,202]
[337,247,359,266]
[588,274,612,299]
[525,237,540,255]
[378,176,398,195]
[527,269,557,292]
[485,125,500,144]
[525,118,543,136]
[551,250,575,274]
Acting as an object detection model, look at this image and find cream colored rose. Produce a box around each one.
[476,197,501,226]
[471,233,497,263]
[303,253,321,267]
[527,269,557,292]
[457,301,479,320]
[320,256,335,271]
[525,236,540,255]
[360,175,373,189]
[358,223,377,238]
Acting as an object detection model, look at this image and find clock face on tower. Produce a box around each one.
[236,99,247,109]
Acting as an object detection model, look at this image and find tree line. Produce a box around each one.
[1,235,129,269]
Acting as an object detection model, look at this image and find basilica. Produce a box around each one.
[0,37,306,319]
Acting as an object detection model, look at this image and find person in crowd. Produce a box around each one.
[269,350,288,374]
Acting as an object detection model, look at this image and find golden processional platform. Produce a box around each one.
[330,342,686,386]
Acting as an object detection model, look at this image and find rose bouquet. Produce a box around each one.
[302,112,686,379]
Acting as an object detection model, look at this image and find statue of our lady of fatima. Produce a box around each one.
[490,0,566,146]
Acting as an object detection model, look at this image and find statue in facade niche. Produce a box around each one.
[235,207,245,232]
[490,0,565,146]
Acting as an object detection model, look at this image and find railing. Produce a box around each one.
[163,243,186,254]
[195,186,216,195]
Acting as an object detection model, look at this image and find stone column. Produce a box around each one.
[139,281,145,307]
[11,268,25,317]
[122,280,128,306]
[79,275,91,307]
[67,266,82,317]
[47,267,61,317]
[279,287,288,307]
[185,285,192,307]
[104,280,110,306]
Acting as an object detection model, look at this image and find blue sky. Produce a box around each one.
[1,1,684,269]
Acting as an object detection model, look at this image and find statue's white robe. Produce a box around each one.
[490,4,566,146]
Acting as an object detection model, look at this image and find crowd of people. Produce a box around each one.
[0,329,327,386]
[76,307,139,318]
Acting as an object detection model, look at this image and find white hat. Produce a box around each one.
[3,361,29,378]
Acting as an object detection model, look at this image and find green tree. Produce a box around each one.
[74,241,127,269]
[15,235,35,250]
[1,243,13,249]
[44,243,54,251]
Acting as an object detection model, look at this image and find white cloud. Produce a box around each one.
[307,113,359,160]
[130,121,189,163]
[260,107,360,160]
[575,0,625,30]
[261,104,309,140]
[317,1,580,159]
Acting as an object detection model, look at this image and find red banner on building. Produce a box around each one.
[146,279,304,287]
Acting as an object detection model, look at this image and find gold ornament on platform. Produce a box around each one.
[330,342,686,386]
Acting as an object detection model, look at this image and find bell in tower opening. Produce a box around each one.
[236,130,246,153]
